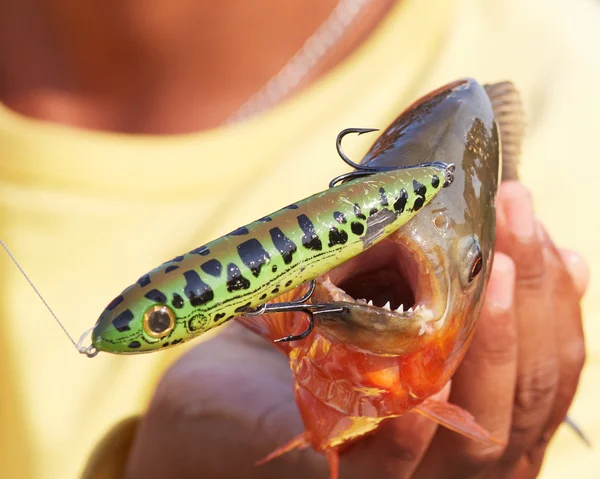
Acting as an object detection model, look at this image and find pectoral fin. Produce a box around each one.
[256,433,341,479]
[413,397,505,446]
[255,432,310,466]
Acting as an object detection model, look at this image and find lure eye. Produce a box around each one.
[469,254,483,282]
[143,305,175,338]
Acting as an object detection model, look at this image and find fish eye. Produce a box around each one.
[469,254,483,282]
[457,236,483,287]
[143,305,175,338]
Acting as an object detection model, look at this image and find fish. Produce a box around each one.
[240,78,524,477]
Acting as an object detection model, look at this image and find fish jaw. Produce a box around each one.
[311,234,448,356]
[308,210,493,365]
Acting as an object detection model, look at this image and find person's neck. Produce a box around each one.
[0,0,395,134]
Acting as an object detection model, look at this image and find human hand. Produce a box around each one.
[124,182,588,479]
[411,181,588,478]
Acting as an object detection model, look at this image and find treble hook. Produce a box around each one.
[244,280,344,343]
[272,302,345,343]
[245,281,316,317]
[336,128,380,170]
[274,311,314,343]
[329,128,386,188]
[329,127,456,188]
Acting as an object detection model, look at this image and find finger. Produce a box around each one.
[495,183,559,465]
[412,253,517,478]
[341,383,451,479]
[527,227,586,468]
[496,182,541,278]
[559,249,589,299]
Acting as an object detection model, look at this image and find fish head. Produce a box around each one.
[313,78,501,364]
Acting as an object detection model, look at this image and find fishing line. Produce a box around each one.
[0,239,97,357]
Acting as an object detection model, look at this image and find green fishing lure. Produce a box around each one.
[89,136,453,355]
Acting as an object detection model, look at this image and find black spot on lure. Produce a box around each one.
[86,131,453,355]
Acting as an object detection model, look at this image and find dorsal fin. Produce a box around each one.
[484,81,525,181]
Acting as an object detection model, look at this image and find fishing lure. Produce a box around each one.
[82,131,454,356]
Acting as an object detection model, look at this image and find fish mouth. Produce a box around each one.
[313,231,447,335]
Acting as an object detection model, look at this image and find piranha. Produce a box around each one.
[241,78,524,478]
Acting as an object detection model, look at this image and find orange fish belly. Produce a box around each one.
[238,288,497,479]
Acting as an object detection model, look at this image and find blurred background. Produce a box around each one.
[0,0,598,477]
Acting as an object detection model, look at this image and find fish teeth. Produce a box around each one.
[383,301,391,310]
[408,307,413,313]
[397,304,404,313]
[367,300,374,306]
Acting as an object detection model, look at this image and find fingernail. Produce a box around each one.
[501,182,535,242]
[560,249,590,298]
[488,253,515,311]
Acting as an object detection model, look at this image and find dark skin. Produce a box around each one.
[1,1,588,477]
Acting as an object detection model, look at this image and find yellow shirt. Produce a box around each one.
[1,0,598,477]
